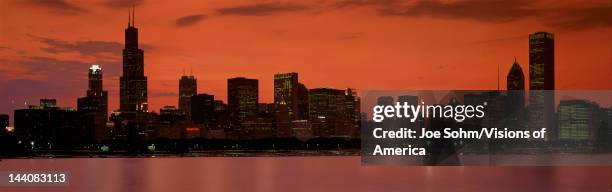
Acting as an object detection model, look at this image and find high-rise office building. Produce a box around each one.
[529,32,555,90]
[506,59,525,113]
[507,59,525,91]
[77,65,109,142]
[558,100,600,141]
[14,99,82,148]
[120,8,148,112]
[227,77,258,122]
[309,88,349,137]
[78,65,108,115]
[179,75,197,118]
[274,73,300,120]
[528,32,556,140]
[297,83,309,120]
[191,93,215,126]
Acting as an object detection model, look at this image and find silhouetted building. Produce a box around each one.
[528,32,556,140]
[191,93,215,127]
[40,99,56,108]
[179,74,197,118]
[77,65,109,142]
[397,95,420,130]
[159,106,184,124]
[345,88,360,138]
[242,113,276,139]
[227,77,258,123]
[0,114,8,135]
[309,88,350,137]
[297,83,309,119]
[558,100,600,141]
[376,96,395,131]
[529,32,555,90]
[274,73,300,119]
[120,9,148,113]
[14,99,83,149]
[155,106,185,139]
[507,59,525,91]
[274,73,300,137]
[505,59,526,134]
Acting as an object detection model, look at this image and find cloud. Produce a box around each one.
[29,35,123,56]
[23,0,87,14]
[547,6,612,31]
[217,2,311,16]
[102,0,145,8]
[363,0,610,31]
[19,56,93,78]
[380,0,541,22]
[333,0,398,8]
[175,14,207,27]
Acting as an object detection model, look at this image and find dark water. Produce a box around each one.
[1,157,611,192]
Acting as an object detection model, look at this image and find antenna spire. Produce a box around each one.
[132,6,135,26]
[128,7,131,26]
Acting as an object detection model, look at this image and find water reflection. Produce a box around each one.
[0,157,611,192]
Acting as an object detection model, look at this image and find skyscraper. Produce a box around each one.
[227,77,258,122]
[528,32,556,140]
[274,73,300,120]
[120,8,148,113]
[507,59,525,91]
[558,100,600,141]
[529,32,555,90]
[77,65,109,142]
[78,65,108,116]
[191,93,215,126]
[505,59,527,134]
[506,59,525,110]
[297,83,309,120]
[309,88,349,137]
[179,74,197,118]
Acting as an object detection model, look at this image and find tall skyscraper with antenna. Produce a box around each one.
[120,7,148,113]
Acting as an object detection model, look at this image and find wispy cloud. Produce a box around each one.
[547,6,612,31]
[30,35,123,55]
[23,0,87,14]
[217,2,311,16]
[379,0,541,22]
[175,14,207,27]
[333,0,611,31]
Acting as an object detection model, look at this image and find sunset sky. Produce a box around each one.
[0,0,610,117]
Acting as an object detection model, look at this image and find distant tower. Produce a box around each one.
[506,59,526,116]
[528,32,555,140]
[179,73,197,118]
[507,58,525,90]
[529,32,555,90]
[227,77,259,122]
[120,7,148,112]
[274,73,300,120]
[77,65,109,142]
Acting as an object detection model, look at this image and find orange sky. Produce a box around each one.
[0,0,610,115]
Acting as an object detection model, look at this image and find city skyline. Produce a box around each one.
[1,0,611,117]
